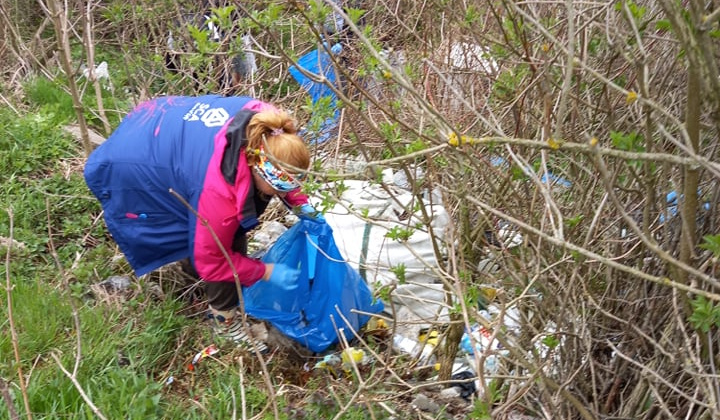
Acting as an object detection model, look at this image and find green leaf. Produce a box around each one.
[688,295,720,333]
[700,234,720,257]
[346,8,365,25]
[542,334,560,350]
[390,263,407,284]
[385,226,413,241]
[571,250,585,263]
[655,19,671,31]
[610,131,644,152]
[510,164,526,181]
[565,214,584,228]
[405,138,427,154]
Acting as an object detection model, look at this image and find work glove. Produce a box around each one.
[298,203,326,222]
[321,41,343,55]
[330,43,343,55]
[268,264,300,291]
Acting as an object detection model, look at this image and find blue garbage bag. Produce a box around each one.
[289,45,342,144]
[243,219,384,352]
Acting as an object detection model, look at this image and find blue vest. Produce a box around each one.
[84,95,253,275]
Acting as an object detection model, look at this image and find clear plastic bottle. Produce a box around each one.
[393,334,435,365]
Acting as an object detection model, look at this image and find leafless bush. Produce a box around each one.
[312,0,720,418]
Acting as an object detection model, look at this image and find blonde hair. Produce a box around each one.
[246,110,310,174]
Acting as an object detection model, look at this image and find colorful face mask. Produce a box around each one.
[253,147,304,192]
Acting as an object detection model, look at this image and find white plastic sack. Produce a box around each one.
[319,174,450,324]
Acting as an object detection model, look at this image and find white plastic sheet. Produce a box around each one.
[319,172,450,324]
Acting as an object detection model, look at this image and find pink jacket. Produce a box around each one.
[193,100,307,285]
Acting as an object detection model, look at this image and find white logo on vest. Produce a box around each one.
[201,108,230,127]
[183,102,230,127]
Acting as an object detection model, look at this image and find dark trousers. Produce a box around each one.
[205,281,240,311]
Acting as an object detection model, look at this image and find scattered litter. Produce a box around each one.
[459,308,519,373]
[314,353,342,369]
[439,386,463,399]
[88,275,133,305]
[392,165,425,190]
[322,0,345,34]
[449,370,477,399]
[341,347,367,365]
[313,347,372,376]
[460,324,497,356]
[250,220,287,253]
[448,42,499,74]
[0,236,26,250]
[81,61,110,80]
[362,317,390,335]
[313,353,343,377]
[659,189,710,223]
[496,222,523,248]
[165,376,174,386]
[188,344,219,371]
[392,333,436,366]
[477,258,500,275]
[418,328,440,347]
[232,34,257,80]
[96,275,131,292]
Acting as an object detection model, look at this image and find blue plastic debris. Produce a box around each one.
[659,190,711,223]
[489,156,572,188]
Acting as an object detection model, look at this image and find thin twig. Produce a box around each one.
[45,198,84,381]
[4,208,32,420]
[38,0,93,156]
[0,377,19,420]
[239,357,246,420]
[590,148,720,290]
[458,191,720,301]
[50,352,108,420]
[607,340,711,408]
[81,0,111,136]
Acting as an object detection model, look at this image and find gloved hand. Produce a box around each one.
[267,264,300,291]
[321,41,343,55]
[330,43,343,55]
[298,203,326,222]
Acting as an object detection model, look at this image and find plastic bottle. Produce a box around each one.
[393,334,435,365]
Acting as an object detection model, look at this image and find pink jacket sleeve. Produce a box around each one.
[194,187,266,285]
[284,189,309,207]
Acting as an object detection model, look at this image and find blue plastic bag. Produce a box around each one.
[242,219,384,352]
[288,45,342,144]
